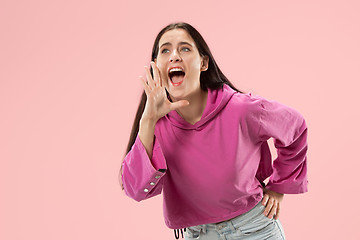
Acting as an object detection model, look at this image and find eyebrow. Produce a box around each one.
[159,41,193,49]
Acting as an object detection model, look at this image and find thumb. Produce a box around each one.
[169,100,190,111]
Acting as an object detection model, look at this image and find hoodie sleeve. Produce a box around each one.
[253,95,308,194]
[121,133,167,202]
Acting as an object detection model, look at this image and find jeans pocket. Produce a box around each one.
[274,219,286,240]
[228,211,277,239]
[241,221,275,236]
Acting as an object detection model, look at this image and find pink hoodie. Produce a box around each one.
[121,84,308,229]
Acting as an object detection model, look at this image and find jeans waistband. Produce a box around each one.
[189,200,265,234]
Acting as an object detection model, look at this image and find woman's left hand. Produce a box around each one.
[262,188,284,220]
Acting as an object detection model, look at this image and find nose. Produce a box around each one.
[169,50,182,62]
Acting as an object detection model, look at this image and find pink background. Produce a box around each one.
[1,0,359,239]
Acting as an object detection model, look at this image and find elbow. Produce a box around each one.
[127,191,145,202]
[123,187,151,202]
[122,182,145,202]
[121,176,152,202]
[122,179,163,202]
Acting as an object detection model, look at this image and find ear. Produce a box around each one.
[201,55,209,71]
[154,58,157,64]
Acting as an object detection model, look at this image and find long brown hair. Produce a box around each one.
[119,22,245,190]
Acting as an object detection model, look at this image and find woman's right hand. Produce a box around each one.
[139,61,189,122]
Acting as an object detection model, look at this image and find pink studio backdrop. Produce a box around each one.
[1,0,359,239]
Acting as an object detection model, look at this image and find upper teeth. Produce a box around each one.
[169,68,183,73]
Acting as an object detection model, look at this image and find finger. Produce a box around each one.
[156,63,163,87]
[268,202,277,219]
[169,100,190,111]
[139,76,150,94]
[144,66,155,90]
[150,61,161,87]
[264,198,274,217]
[262,194,269,206]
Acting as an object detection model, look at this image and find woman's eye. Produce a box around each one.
[161,49,169,53]
[182,47,190,52]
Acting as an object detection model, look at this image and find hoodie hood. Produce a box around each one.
[165,84,237,130]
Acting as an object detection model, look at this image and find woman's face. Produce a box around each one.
[154,28,209,101]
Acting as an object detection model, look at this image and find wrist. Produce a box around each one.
[140,117,157,129]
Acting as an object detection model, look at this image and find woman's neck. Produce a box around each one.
[173,88,208,125]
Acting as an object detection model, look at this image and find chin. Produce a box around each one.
[166,81,199,100]
[170,89,201,102]
[167,91,185,102]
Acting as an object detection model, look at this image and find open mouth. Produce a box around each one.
[168,68,185,86]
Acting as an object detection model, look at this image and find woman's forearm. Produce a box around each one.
[138,117,157,159]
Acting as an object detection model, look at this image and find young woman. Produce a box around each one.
[119,22,308,240]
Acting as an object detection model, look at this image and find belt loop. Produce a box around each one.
[228,219,235,232]
[202,224,207,234]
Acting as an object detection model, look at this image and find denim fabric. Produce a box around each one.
[184,200,285,240]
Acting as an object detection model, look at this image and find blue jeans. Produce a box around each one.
[184,200,286,240]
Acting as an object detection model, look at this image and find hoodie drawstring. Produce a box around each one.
[174,228,186,239]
